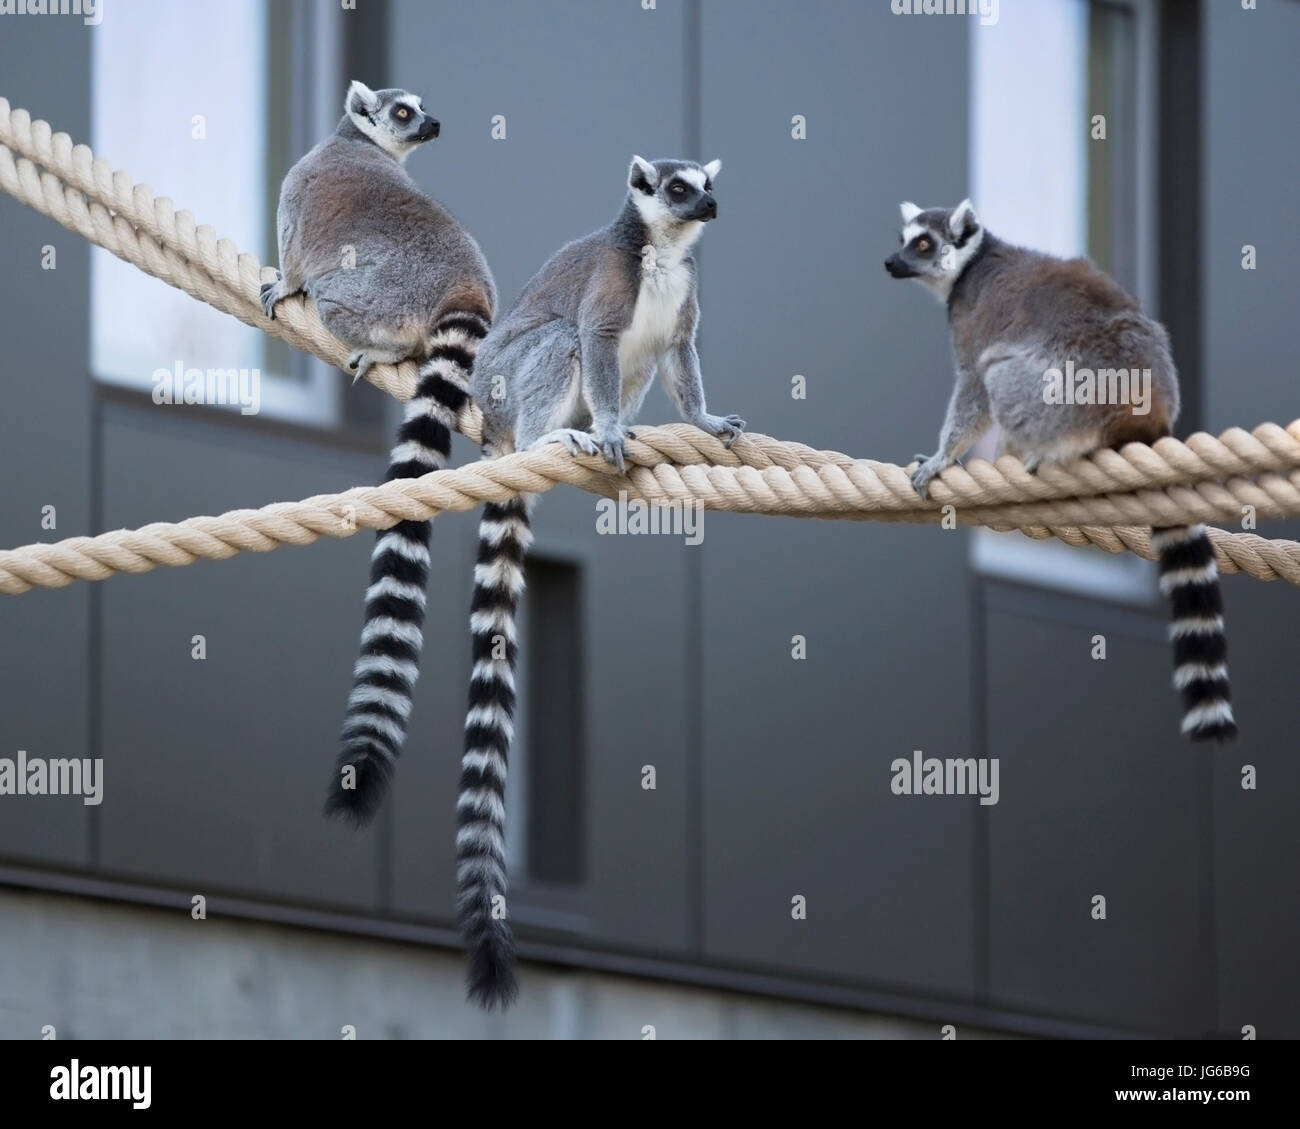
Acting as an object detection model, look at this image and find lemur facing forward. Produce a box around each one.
[459,156,745,1008]
[885,200,1235,742]
[263,81,497,822]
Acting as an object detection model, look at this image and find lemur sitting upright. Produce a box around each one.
[885,199,1235,743]
[458,156,745,1009]
[263,81,497,823]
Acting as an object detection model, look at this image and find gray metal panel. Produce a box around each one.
[572,497,693,951]
[1207,575,1300,1040]
[385,0,694,953]
[96,403,383,909]
[984,594,1207,1035]
[1202,0,1300,1039]
[0,22,93,867]
[524,559,585,884]
[695,1,976,995]
[1202,0,1300,436]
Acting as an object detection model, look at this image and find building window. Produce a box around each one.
[91,0,354,428]
[508,557,587,888]
[969,0,1158,605]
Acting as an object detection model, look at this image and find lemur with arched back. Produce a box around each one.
[264,80,497,822]
[886,199,1235,742]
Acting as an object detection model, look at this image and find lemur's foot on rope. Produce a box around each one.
[346,351,372,384]
[595,423,629,473]
[694,412,746,448]
[347,348,411,385]
[259,276,289,320]
[532,428,602,460]
[910,453,948,500]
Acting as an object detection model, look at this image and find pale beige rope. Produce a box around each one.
[4,440,1300,594]
[3,97,1300,593]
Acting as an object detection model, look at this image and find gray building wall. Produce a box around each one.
[1201,0,1300,1041]
[0,15,92,875]
[0,0,1296,1039]
[693,0,975,1002]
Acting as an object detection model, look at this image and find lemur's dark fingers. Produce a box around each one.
[600,440,626,473]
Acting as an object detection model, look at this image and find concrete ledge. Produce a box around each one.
[0,887,1011,1040]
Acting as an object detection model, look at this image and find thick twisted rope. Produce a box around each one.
[2,439,1300,600]
[3,96,1300,593]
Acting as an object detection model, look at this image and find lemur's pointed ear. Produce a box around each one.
[703,158,722,181]
[900,201,922,224]
[948,198,980,241]
[629,156,659,194]
[346,80,380,118]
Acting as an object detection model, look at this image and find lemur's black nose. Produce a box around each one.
[421,118,440,140]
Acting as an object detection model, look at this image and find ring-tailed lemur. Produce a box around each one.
[885,199,1235,741]
[458,156,745,1008]
[264,80,497,822]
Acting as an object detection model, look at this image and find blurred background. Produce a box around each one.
[0,0,1297,1039]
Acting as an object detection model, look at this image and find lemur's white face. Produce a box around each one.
[345,81,440,163]
[628,156,721,247]
[884,199,984,302]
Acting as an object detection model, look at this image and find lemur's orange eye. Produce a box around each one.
[395,107,410,121]
[916,238,931,252]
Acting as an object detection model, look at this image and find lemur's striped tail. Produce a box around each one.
[457,490,534,1009]
[326,312,488,825]
[1153,524,1237,741]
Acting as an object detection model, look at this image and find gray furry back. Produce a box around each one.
[261,83,499,822]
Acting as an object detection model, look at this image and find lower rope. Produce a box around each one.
[2,431,1299,595]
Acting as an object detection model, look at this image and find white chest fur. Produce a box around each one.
[619,247,693,373]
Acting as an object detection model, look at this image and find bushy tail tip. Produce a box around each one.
[1153,523,1237,742]
[323,744,394,826]
[464,922,519,1011]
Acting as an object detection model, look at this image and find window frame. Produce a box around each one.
[89,0,388,436]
